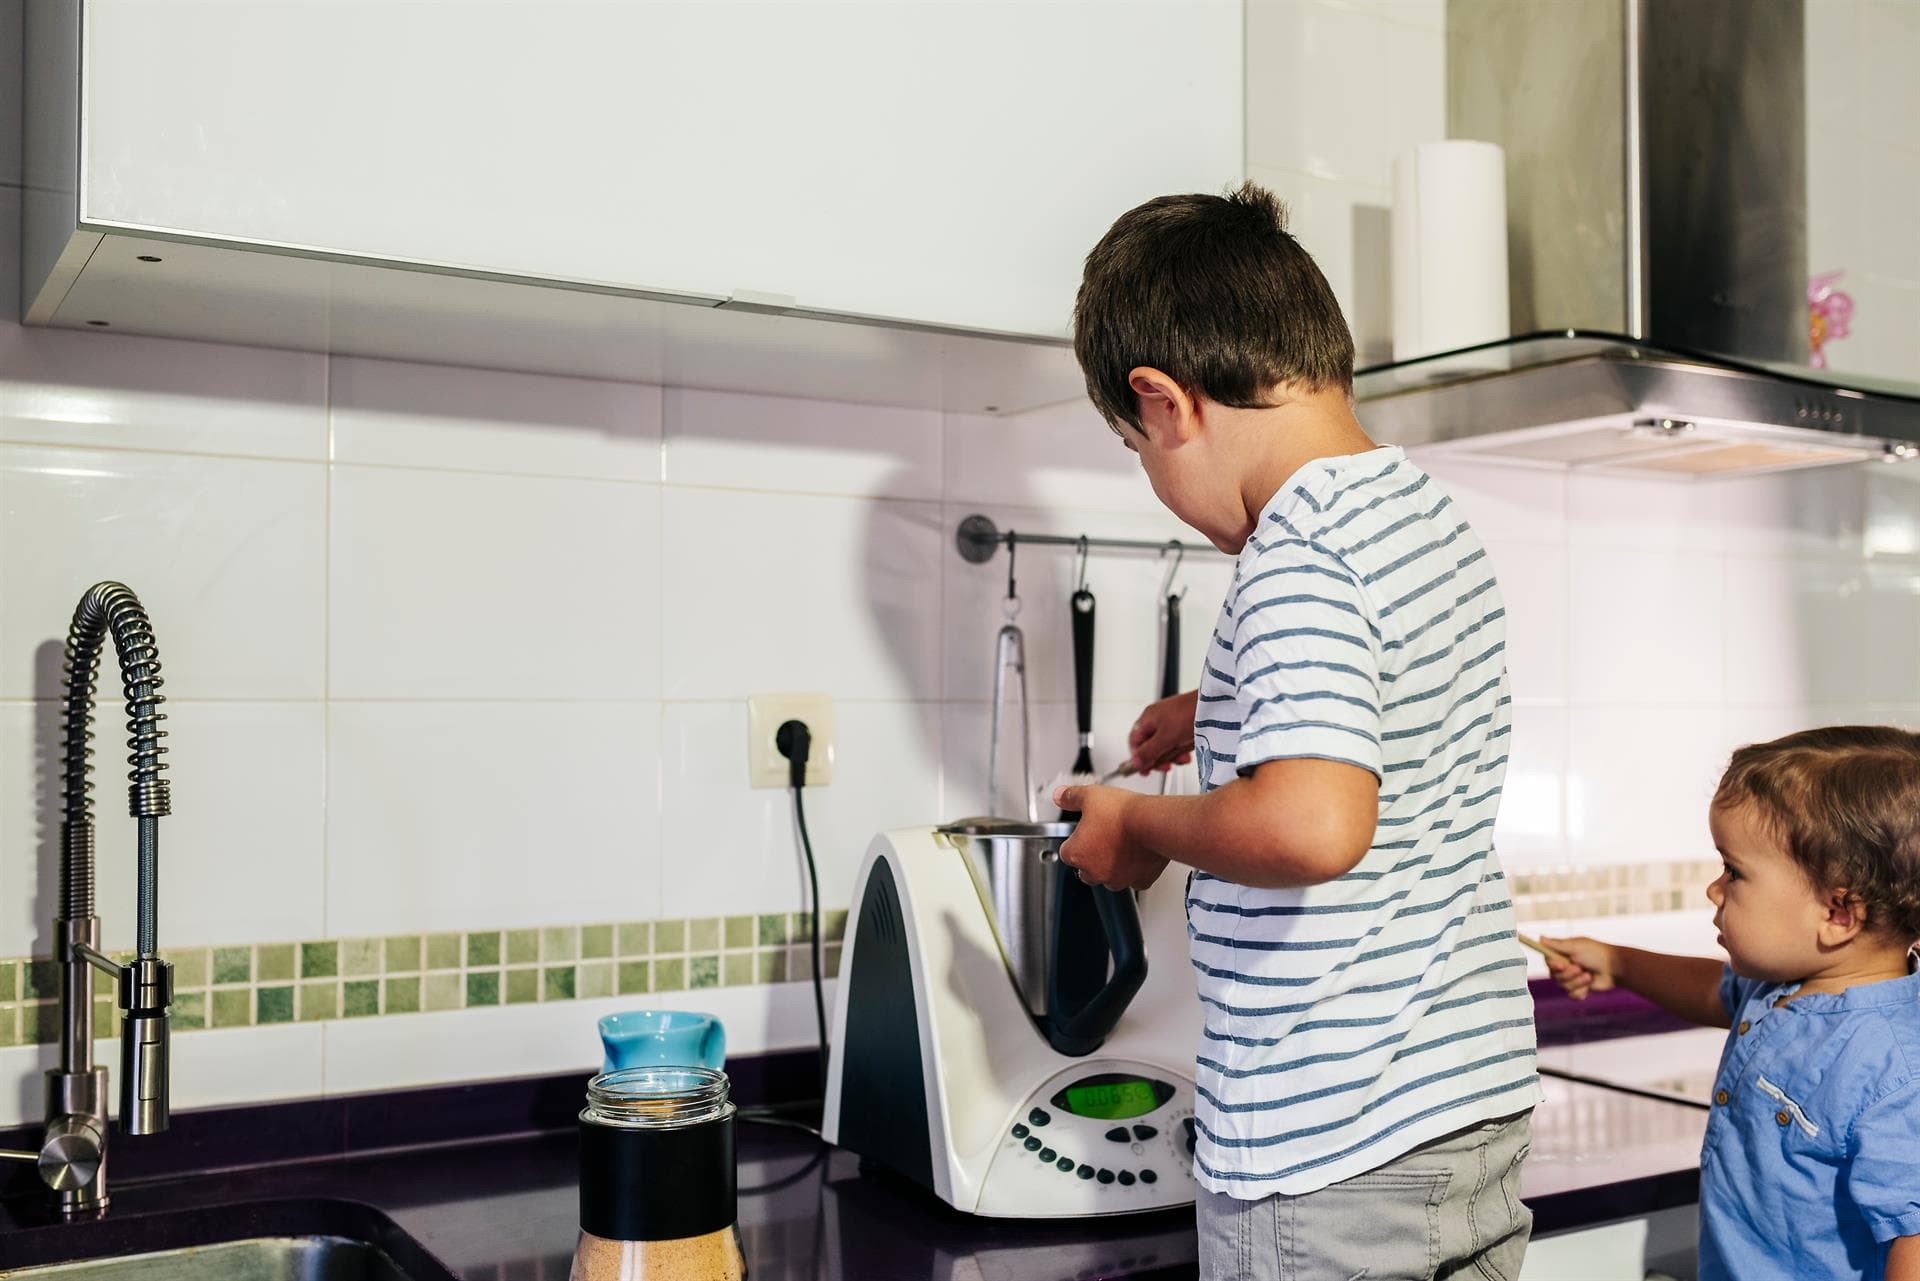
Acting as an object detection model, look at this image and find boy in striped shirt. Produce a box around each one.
[1054,183,1541,1280]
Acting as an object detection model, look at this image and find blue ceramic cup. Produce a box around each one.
[597,1010,726,1074]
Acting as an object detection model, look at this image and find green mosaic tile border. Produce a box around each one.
[0,911,847,1048]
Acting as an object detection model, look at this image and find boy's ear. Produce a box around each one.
[1821,888,1868,943]
[1127,368,1198,442]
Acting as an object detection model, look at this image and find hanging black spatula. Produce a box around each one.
[1057,581,1096,821]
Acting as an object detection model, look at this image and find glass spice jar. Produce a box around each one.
[570,1065,747,1281]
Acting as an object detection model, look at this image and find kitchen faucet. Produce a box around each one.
[0,583,174,1216]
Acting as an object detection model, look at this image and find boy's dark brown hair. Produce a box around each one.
[1072,181,1354,434]
[1714,725,1920,939]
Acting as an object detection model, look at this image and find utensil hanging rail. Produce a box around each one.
[955,514,1204,564]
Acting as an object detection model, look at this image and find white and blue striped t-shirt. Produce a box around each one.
[1188,445,1540,1198]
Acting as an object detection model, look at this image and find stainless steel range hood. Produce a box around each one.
[1351,0,1920,476]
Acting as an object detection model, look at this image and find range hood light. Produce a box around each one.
[1883,443,1920,464]
[1633,418,1696,439]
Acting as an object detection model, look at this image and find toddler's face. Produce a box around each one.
[1705,800,1833,983]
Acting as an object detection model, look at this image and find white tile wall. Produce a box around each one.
[943,402,1163,517]
[0,445,328,700]
[330,356,661,481]
[325,700,662,936]
[1482,540,1567,704]
[329,465,662,701]
[658,699,942,919]
[1565,707,1727,865]
[0,701,330,956]
[0,1024,327,1128]
[659,487,945,702]
[1417,450,1920,881]
[0,322,329,461]
[1565,546,1724,707]
[664,388,940,501]
[317,979,824,1097]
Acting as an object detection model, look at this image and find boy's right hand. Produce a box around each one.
[1539,936,1620,1001]
[1129,690,1200,774]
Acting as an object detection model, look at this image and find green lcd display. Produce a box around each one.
[1062,1078,1161,1120]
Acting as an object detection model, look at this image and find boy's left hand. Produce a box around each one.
[1052,783,1168,891]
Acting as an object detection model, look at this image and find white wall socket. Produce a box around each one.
[747,693,835,788]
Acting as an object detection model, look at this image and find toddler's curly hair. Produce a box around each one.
[1715,726,1920,940]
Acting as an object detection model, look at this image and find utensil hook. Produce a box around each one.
[1003,531,1021,620]
[1074,536,1090,592]
[1158,541,1187,602]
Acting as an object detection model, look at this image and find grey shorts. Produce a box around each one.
[1196,1110,1534,1281]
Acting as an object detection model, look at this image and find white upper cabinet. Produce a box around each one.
[27,0,1242,386]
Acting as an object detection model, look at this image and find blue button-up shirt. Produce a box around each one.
[1700,965,1920,1281]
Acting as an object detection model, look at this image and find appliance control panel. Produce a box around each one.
[975,1061,1198,1217]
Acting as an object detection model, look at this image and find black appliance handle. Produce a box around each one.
[1044,867,1149,1057]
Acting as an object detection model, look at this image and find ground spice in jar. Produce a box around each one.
[570,1229,747,1280]
[569,1066,746,1281]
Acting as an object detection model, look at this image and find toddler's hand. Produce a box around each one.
[1129,690,1199,774]
[1539,936,1618,1001]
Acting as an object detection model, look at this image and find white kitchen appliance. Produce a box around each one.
[822,822,1202,1218]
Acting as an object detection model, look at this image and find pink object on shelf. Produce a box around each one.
[1808,270,1855,369]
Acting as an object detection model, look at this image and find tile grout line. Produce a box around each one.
[655,421,669,931]
[321,352,335,1083]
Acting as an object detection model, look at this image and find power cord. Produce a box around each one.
[775,719,830,1098]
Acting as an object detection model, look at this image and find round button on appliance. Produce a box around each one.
[1012,1123,1029,1139]
[1118,1171,1136,1186]
[1039,1147,1057,1163]
[1097,1169,1115,1184]
[1024,1136,1042,1152]
[1140,1169,1158,1184]
[1056,1156,1074,1172]
[1029,1108,1051,1127]
[1077,1164,1095,1180]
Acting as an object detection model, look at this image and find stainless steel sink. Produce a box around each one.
[0,1200,458,1281]
[1,1236,411,1281]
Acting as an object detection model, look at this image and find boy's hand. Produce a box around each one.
[1052,784,1168,891]
[1539,936,1620,1001]
[1129,690,1199,774]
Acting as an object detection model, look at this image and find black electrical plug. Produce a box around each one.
[776,719,813,790]
[775,717,828,1092]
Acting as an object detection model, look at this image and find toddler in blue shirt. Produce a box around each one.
[1546,726,1920,1281]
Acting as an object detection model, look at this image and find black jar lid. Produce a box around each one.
[579,1067,738,1242]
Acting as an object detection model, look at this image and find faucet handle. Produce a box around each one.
[36,1115,105,1193]
[118,957,172,1136]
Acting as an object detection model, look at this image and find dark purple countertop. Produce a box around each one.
[0,1124,1201,1279]
[0,995,1713,1278]
[1528,977,1697,1046]
[0,1079,1705,1278]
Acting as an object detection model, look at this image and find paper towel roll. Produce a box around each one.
[1391,140,1509,363]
